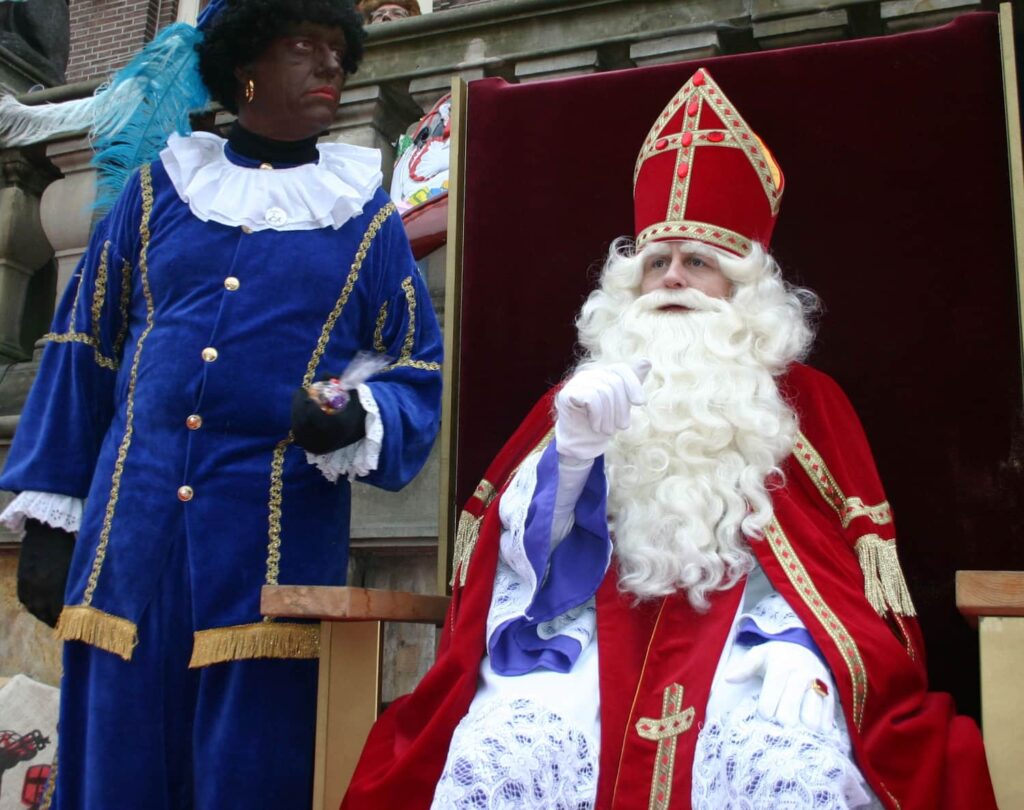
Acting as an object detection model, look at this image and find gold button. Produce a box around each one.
[177,485,194,502]
[186,414,202,430]
[224,276,240,291]
[241,225,253,234]
[259,162,274,170]
[201,347,218,362]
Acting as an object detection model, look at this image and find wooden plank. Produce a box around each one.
[955,571,1024,619]
[978,616,1024,810]
[312,621,383,810]
[261,585,450,624]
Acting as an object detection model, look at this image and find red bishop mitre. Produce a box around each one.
[634,68,784,256]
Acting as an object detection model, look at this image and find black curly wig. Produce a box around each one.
[197,0,366,114]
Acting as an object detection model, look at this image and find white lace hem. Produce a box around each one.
[1,491,83,533]
[160,132,382,232]
[305,384,383,483]
[693,696,879,809]
[431,697,598,810]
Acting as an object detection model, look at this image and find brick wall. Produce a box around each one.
[66,0,180,83]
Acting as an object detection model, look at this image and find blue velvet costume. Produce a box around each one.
[0,137,442,809]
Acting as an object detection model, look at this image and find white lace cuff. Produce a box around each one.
[304,384,383,483]
[738,591,806,636]
[1,491,83,534]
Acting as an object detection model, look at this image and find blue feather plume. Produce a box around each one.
[90,22,210,215]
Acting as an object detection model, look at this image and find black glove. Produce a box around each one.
[17,518,75,628]
[291,386,367,455]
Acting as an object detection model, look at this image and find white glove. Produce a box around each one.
[724,641,837,734]
[554,361,650,462]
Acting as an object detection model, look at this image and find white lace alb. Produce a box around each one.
[693,696,879,809]
[431,697,598,810]
[160,131,382,232]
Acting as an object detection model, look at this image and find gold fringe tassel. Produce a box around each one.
[189,621,319,668]
[855,534,917,617]
[55,605,138,661]
[451,509,482,587]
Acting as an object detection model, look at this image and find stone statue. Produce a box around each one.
[0,0,70,87]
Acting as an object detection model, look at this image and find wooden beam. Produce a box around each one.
[261,585,450,624]
[955,571,1024,621]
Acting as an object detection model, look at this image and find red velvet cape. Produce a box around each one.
[344,363,996,810]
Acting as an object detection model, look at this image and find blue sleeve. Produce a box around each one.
[358,202,443,492]
[0,172,143,498]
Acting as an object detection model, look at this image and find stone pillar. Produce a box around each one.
[330,83,424,190]
[0,146,60,362]
[40,135,97,297]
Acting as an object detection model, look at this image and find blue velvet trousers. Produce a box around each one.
[50,534,318,809]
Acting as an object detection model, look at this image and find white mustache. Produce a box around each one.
[634,288,722,313]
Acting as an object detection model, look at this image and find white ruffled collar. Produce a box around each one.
[160,131,382,232]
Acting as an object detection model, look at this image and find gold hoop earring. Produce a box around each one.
[244,79,255,104]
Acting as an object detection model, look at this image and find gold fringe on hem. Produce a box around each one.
[55,605,139,661]
[451,509,482,587]
[189,621,320,668]
[855,534,917,617]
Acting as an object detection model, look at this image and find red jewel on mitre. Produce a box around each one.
[633,68,784,256]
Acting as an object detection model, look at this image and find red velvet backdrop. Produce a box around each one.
[452,13,1024,718]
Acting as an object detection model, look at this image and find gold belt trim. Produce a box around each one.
[189,621,320,668]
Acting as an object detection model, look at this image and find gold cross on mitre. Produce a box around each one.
[634,682,695,810]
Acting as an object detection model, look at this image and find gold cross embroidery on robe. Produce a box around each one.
[635,682,695,810]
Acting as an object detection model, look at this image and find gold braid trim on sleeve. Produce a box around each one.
[379,276,441,373]
[793,433,892,529]
[189,621,320,668]
[854,534,917,617]
[55,605,139,661]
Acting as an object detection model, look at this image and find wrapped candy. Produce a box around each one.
[308,351,392,413]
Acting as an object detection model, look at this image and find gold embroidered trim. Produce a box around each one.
[55,605,139,661]
[373,300,388,353]
[113,257,132,358]
[635,683,694,810]
[765,518,867,728]
[474,479,496,503]
[377,275,444,374]
[398,276,417,358]
[265,203,395,586]
[855,534,916,618]
[82,164,155,607]
[793,433,892,529]
[189,622,320,668]
[42,332,119,370]
[636,220,752,255]
[38,747,56,810]
[89,240,109,351]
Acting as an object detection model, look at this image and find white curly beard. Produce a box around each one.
[577,274,809,609]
